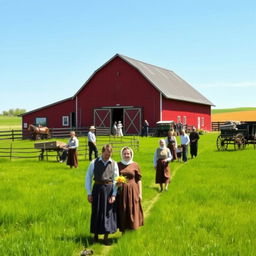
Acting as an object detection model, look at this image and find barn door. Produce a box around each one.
[124,108,141,135]
[94,109,111,128]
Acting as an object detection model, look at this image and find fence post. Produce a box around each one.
[10,143,13,160]
[12,129,14,141]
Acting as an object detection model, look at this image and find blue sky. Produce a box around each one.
[1,0,256,113]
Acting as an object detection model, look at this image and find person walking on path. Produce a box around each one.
[189,127,200,158]
[153,139,172,192]
[66,131,79,168]
[85,144,119,245]
[166,130,177,161]
[117,147,144,233]
[180,129,190,163]
[88,126,98,161]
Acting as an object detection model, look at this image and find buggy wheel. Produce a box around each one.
[217,135,228,151]
[234,133,245,150]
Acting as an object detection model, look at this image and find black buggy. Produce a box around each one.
[216,121,256,151]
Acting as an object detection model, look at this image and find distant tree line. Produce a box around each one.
[1,108,26,116]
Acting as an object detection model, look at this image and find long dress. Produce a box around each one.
[166,136,177,160]
[67,149,78,167]
[117,162,144,232]
[154,148,171,184]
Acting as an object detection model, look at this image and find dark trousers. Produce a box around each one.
[190,142,198,158]
[182,145,188,162]
[141,127,148,137]
[88,142,98,161]
[60,149,68,161]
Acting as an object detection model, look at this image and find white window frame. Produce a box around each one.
[201,117,204,127]
[183,116,187,125]
[62,116,69,127]
[35,117,47,126]
[177,115,181,123]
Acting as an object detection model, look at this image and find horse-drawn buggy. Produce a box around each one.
[216,121,256,150]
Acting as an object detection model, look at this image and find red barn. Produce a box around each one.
[22,54,214,135]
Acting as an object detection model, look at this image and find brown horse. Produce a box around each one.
[28,124,50,140]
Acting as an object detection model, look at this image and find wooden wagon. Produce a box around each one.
[34,141,67,161]
[216,121,256,151]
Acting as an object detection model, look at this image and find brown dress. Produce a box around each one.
[155,148,170,184]
[67,149,78,168]
[117,162,144,232]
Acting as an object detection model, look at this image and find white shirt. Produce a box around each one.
[180,134,190,145]
[153,148,173,167]
[68,136,79,149]
[88,131,96,143]
[85,157,119,196]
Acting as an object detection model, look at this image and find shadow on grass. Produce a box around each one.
[56,234,119,247]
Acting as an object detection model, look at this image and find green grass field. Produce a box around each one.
[0,116,21,130]
[0,134,255,256]
[211,107,256,114]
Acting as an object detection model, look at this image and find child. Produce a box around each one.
[176,145,183,162]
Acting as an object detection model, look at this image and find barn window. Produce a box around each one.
[35,117,47,126]
[177,116,181,123]
[183,116,187,125]
[62,116,69,127]
[201,117,205,127]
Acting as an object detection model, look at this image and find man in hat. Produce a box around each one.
[88,126,98,161]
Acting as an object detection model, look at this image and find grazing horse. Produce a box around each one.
[28,124,50,140]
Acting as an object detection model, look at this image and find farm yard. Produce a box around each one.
[0,132,256,255]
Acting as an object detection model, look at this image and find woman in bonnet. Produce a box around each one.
[153,139,172,191]
[117,147,144,232]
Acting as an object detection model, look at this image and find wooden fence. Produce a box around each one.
[0,129,23,141]
[0,136,139,161]
[0,127,112,141]
[211,122,226,131]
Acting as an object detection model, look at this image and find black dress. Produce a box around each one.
[90,158,117,235]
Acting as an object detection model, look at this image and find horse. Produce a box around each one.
[28,124,50,140]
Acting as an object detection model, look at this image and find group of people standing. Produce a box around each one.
[85,145,143,245]
[166,127,200,163]
[153,127,200,192]
[112,121,123,136]
[59,125,200,247]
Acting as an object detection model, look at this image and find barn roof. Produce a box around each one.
[74,54,214,106]
[118,54,214,106]
[20,97,73,116]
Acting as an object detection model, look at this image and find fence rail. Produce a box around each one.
[0,136,139,161]
[211,122,226,131]
[0,127,113,141]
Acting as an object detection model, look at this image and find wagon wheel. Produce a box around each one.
[216,135,228,151]
[234,133,245,150]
